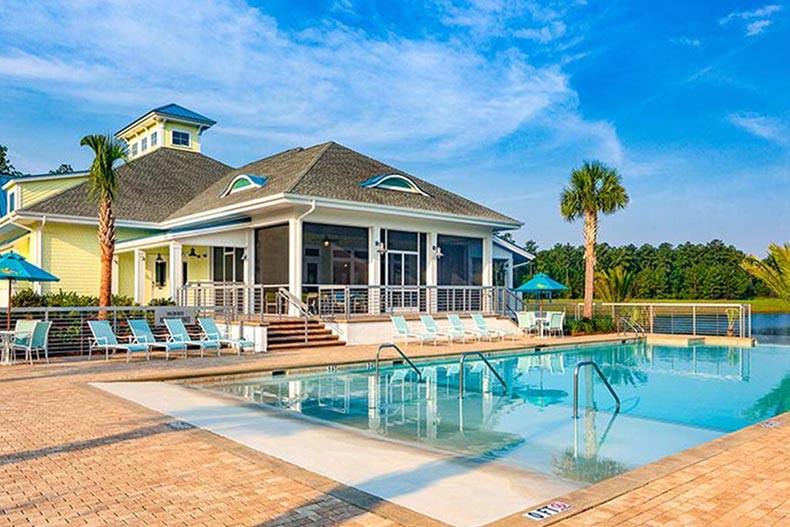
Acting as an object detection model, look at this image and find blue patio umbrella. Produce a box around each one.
[515,273,569,314]
[0,252,60,329]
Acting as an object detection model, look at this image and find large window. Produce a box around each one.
[212,247,244,282]
[172,130,191,147]
[303,223,368,285]
[437,235,483,286]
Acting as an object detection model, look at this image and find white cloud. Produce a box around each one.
[746,19,773,35]
[728,113,789,145]
[513,21,567,43]
[670,37,701,48]
[0,0,619,165]
[720,4,782,36]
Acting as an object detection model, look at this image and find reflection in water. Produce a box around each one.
[745,372,790,421]
[210,342,761,485]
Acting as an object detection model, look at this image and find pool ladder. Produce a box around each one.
[573,360,621,419]
[458,352,507,398]
[375,344,422,381]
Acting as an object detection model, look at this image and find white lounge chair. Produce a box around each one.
[391,315,435,346]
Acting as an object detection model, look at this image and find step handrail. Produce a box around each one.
[375,344,422,381]
[458,352,507,398]
[618,316,646,337]
[277,287,311,343]
[573,360,621,419]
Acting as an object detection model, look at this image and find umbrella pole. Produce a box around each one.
[7,279,12,331]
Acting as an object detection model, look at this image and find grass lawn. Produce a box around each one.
[558,297,790,314]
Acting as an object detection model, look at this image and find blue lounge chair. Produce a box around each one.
[446,314,487,341]
[420,314,466,343]
[197,317,255,354]
[128,319,188,360]
[12,320,52,364]
[164,318,221,357]
[88,320,150,361]
[391,315,435,346]
[471,313,518,341]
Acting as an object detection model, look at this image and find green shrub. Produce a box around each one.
[11,289,139,307]
[147,297,176,306]
[568,316,615,335]
[11,289,47,307]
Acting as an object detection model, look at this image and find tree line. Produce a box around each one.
[508,237,771,300]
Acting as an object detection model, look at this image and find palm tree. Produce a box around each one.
[742,243,790,302]
[560,161,629,319]
[80,134,128,309]
[595,265,637,302]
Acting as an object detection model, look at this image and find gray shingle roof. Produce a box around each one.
[24,149,230,223]
[167,142,520,225]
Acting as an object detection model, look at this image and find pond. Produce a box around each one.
[752,313,790,344]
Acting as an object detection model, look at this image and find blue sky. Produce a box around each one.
[0,0,787,255]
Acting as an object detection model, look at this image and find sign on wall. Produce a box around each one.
[154,306,197,326]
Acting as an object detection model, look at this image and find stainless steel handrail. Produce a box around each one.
[618,316,646,337]
[573,360,621,419]
[375,343,422,381]
[458,352,507,398]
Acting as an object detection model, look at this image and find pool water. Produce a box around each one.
[203,342,790,486]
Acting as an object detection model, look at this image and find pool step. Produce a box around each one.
[266,319,344,350]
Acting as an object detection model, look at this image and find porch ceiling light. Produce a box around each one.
[322,237,332,248]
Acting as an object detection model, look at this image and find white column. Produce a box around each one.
[426,232,439,312]
[168,242,183,301]
[482,234,493,312]
[133,249,146,304]
[111,256,119,295]
[505,254,514,289]
[368,225,382,315]
[31,226,44,294]
[244,230,256,285]
[288,218,302,315]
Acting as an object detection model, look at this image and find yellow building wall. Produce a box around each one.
[117,251,135,298]
[19,176,88,208]
[163,122,201,153]
[1,234,31,260]
[141,244,210,304]
[41,223,158,297]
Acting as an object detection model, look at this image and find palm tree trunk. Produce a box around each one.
[583,211,598,319]
[98,198,116,314]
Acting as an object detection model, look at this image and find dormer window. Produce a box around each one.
[172,130,191,147]
[7,190,16,213]
[151,131,158,146]
[221,174,268,197]
[141,137,148,151]
[359,174,428,195]
[131,142,138,156]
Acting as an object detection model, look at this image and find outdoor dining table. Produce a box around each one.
[0,330,15,365]
[535,314,550,338]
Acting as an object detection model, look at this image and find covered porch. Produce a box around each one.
[116,212,529,319]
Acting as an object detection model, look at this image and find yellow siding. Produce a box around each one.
[164,122,201,153]
[1,234,31,260]
[117,251,134,298]
[41,223,156,296]
[183,245,210,282]
[41,223,99,295]
[19,176,88,208]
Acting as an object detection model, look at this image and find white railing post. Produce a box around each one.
[692,305,697,335]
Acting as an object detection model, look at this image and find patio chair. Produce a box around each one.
[471,313,518,341]
[12,320,52,364]
[420,314,465,343]
[390,315,435,346]
[446,314,487,341]
[128,319,188,360]
[87,320,150,362]
[11,320,37,360]
[164,318,221,357]
[516,311,539,337]
[197,317,255,355]
[547,312,565,337]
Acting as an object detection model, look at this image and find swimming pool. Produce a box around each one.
[202,341,788,487]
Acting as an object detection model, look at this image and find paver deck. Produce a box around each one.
[0,334,787,526]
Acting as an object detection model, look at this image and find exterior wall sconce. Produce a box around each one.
[322,237,332,248]
[155,253,164,262]
[375,240,386,255]
[432,245,443,259]
[240,251,248,261]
